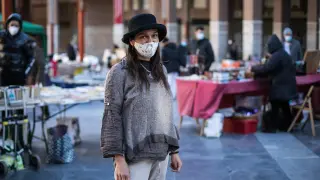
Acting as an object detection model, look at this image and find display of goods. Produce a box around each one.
[221,60,241,68]
[233,107,259,120]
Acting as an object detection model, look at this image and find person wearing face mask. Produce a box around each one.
[0,13,35,86]
[0,13,36,153]
[177,39,188,66]
[100,14,182,180]
[282,27,302,64]
[190,26,215,72]
[225,39,238,60]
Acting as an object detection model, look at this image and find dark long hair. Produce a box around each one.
[126,44,170,91]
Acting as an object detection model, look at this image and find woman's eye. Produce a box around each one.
[153,34,158,38]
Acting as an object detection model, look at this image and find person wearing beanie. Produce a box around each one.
[100,14,182,180]
[282,27,302,64]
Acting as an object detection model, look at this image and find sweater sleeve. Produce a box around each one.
[100,63,125,158]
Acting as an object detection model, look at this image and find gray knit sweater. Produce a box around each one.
[100,59,179,163]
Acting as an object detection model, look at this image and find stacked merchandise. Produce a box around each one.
[222,96,262,135]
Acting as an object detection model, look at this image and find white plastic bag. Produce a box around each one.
[204,113,224,138]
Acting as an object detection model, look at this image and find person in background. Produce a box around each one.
[282,27,303,64]
[101,13,181,180]
[226,39,238,60]
[0,13,36,150]
[0,13,35,86]
[177,39,188,67]
[248,34,297,133]
[27,36,50,120]
[190,26,215,72]
[67,35,77,61]
[161,37,185,99]
[27,36,45,86]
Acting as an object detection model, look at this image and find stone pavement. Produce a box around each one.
[5,101,320,180]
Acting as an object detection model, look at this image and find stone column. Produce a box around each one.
[319,4,320,50]
[307,0,318,50]
[273,0,291,40]
[113,0,125,47]
[181,0,191,41]
[78,0,85,61]
[165,0,178,43]
[243,0,263,59]
[150,0,162,23]
[85,0,114,57]
[1,0,13,23]
[209,0,228,62]
[47,0,59,55]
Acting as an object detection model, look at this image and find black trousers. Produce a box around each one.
[269,100,293,131]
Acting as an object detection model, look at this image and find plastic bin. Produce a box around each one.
[223,118,258,134]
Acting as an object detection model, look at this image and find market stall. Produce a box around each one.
[177,58,320,136]
[0,85,104,154]
[31,85,104,152]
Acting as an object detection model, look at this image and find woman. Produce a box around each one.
[100,14,182,180]
[248,34,297,133]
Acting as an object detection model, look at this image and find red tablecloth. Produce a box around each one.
[176,74,320,119]
[176,79,198,117]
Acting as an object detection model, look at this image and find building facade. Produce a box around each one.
[122,0,320,61]
[4,0,320,61]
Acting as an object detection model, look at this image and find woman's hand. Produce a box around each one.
[114,155,130,180]
[170,154,182,172]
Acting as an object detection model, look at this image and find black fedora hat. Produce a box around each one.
[122,14,167,44]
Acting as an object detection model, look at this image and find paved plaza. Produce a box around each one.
[5,101,320,180]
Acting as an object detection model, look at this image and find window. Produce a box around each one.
[176,0,182,9]
[264,0,273,8]
[194,0,207,9]
[143,0,150,9]
[124,0,130,11]
[291,0,301,8]
[133,0,139,10]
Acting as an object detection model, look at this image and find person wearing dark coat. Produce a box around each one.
[189,26,215,71]
[0,13,35,86]
[226,39,238,60]
[0,13,36,149]
[249,34,297,133]
[177,39,188,67]
[161,37,185,99]
[27,41,45,85]
[282,27,303,64]
[67,43,76,61]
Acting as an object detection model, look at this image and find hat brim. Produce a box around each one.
[122,23,167,44]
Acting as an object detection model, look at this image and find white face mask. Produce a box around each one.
[196,33,205,40]
[134,41,159,59]
[284,35,292,42]
[9,26,19,36]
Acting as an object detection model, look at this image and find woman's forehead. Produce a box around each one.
[136,29,158,36]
